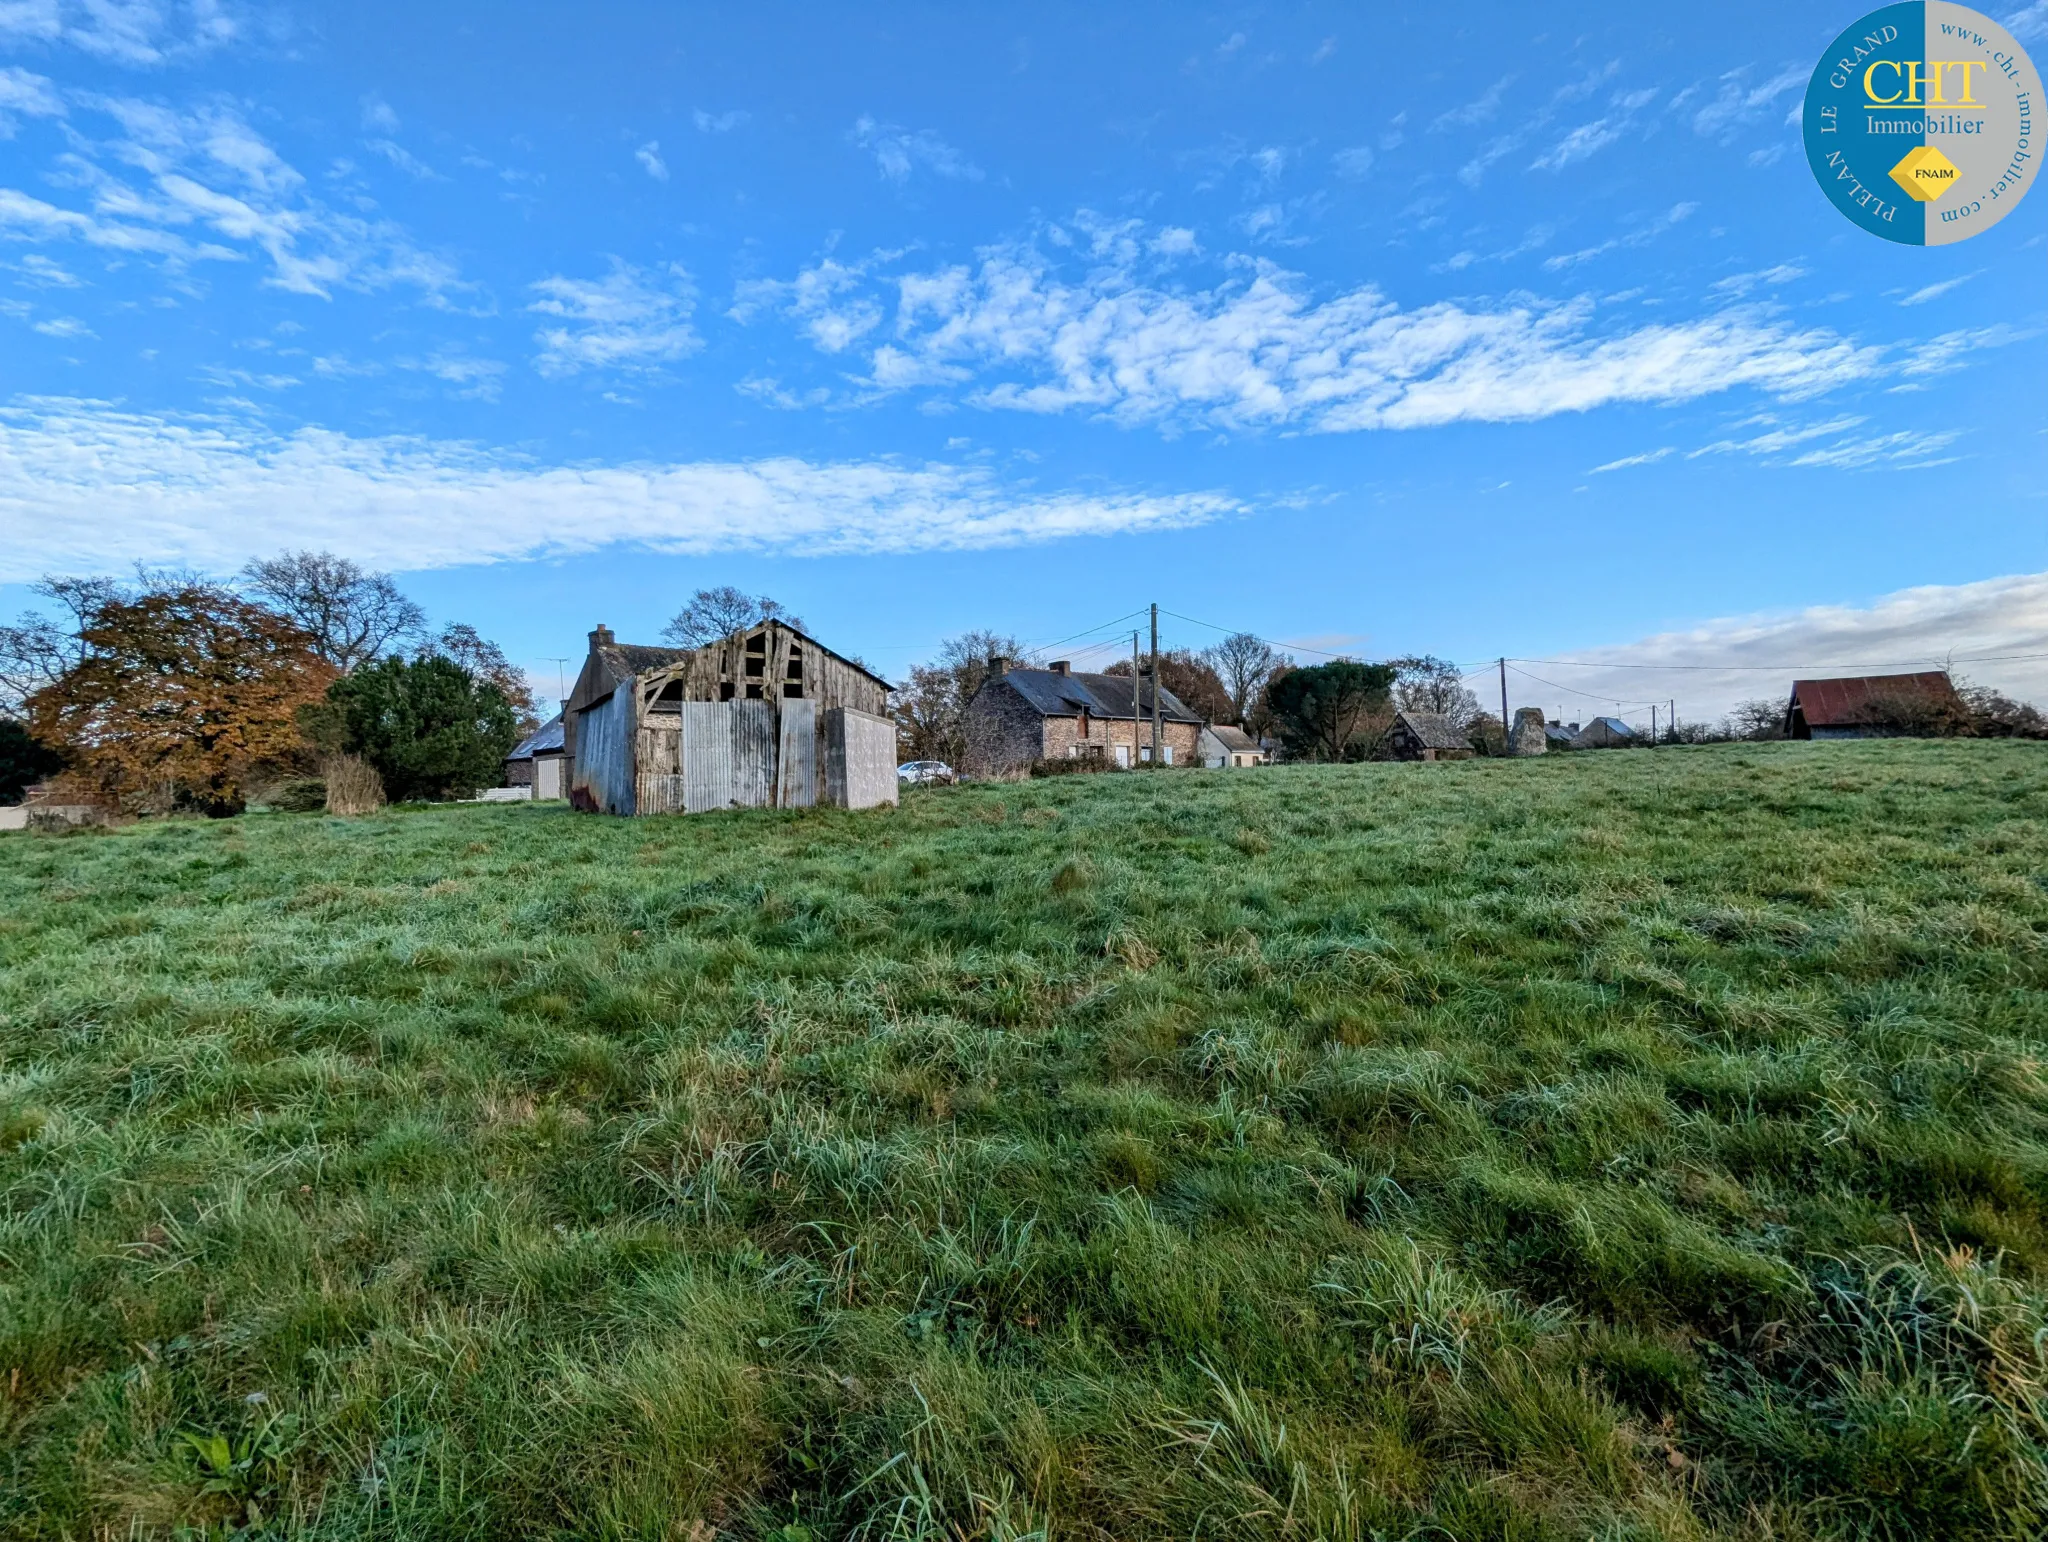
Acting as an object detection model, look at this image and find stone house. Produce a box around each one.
[1385,709,1474,761]
[963,660,1203,777]
[1575,716,1637,749]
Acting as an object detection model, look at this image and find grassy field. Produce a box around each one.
[3,742,2047,1541]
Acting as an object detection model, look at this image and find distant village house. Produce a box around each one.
[563,622,897,815]
[1386,710,1475,762]
[503,715,567,799]
[1199,724,1266,767]
[964,660,1203,777]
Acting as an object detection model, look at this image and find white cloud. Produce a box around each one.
[1589,446,1674,472]
[1899,324,2035,376]
[1432,75,1514,132]
[693,108,749,134]
[359,95,400,134]
[1532,88,1660,173]
[30,313,90,337]
[1897,272,1978,306]
[527,260,699,376]
[0,396,1241,579]
[1332,145,1374,178]
[366,138,439,180]
[849,115,982,183]
[0,97,462,300]
[0,0,240,65]
[2007,3,2048,41]
[1789,429,1962,469]
[1709,262,1808,297]
[1544,201,1698,269]
[1689,413,1868,459]
[752,235,1884,435]
[1149,225,1199,257]
[1690,65,1806,140]
[730,255,881,353]
[1526,573,2048,724]
[0,65,64,124]
[6,252,82,286]
[634,140,668,181]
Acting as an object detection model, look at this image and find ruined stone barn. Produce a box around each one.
[963,660,1203,777]
[563,622,897,815]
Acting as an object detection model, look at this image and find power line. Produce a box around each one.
[1497,650,2048,673]
[1506,663,1669,710]
[1156,607,1371,661]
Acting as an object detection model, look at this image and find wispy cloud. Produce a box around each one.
[1897,272,1978,306]
[0,97,463,300]
[693,108,749,134]
[0,65,65,128]
[359,94,400,134]
[0,396,1241,578]
[1532,88,1659,171]
[1689,65,1806,140]
[1589,446,1674,473]
[849,115,982,183]
[1898,323,2035,376]
[366,138,439,180]
[744,225,1882,434]
[0,0,242,66]
[1544,201,1698,269]
[527,260,698,376]
[731,255,880,352]
[634,140,668,181]
[1710,263,1808,297]
[2007,2,2048,40]
[1432,75,1514,132]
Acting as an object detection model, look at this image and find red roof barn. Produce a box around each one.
[1785,672,1962,739]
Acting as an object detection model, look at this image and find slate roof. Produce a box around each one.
[1204,724,1261,752]
[507,715,565,760]
[1789,672,1956,729]
[1394,709,1469,752]
[997,668,1204,724]
[1583,716,1635,738]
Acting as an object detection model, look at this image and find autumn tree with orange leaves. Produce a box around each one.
[27,584,334,815]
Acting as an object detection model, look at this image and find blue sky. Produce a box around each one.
[2,0,2044,722]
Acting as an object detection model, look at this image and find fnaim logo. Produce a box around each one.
[1803,2,2041,243]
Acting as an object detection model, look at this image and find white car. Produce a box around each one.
[897,760,956,785]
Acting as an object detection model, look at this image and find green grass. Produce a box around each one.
[3,741,2047,1541]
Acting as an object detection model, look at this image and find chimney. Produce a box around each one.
[986,655,1008,678]
[589,624,615,650]
[1049,660,1070,675]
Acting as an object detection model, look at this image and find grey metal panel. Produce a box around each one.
[674,700,776,813]
[573,689,636,814]
[826,706,900,811]
[777,698,817,807]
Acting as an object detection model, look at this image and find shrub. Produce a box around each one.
[268,777,328,813]
[323,754,385,815]
[328,654,517,802]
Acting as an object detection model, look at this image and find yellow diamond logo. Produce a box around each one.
[1889,144,1960,203]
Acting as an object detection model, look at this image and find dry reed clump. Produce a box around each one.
[322,754,385,815]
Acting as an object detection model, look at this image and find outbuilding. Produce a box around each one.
[1575,716,1638,749]
[503,714,567,799]
[1784,672,1962,739]
[565,622,897,815]
[1199,724,1266,767]
[1385,709,1474,761]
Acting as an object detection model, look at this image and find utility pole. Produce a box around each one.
[1131,629,1141,768]
[1670,699,1677,743]
[1498,657,1509,757]
[1149,602,1162,766]
[1651,704,1658,747]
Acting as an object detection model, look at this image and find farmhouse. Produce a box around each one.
[964,660,1203,777]
[503,714,567,799]
[1785,672,1961,739]
[564,622,897,815]
[1199,723,1266,767]
[1386,709,1474,761]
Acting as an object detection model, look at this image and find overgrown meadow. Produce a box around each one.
[3,742,2046,1540]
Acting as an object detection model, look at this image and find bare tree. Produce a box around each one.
[1390,654,1482,730]
[891,630,1024,766]
[241,551,427,672]
[429,623,542,732]
[1726,699,1787,741]
[1201,633,1279,724]
[661,586,805,648]
[1,574,159,711]
[1104,648,1233,723]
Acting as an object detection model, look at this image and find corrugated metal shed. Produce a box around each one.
[1787,672,1957,736]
